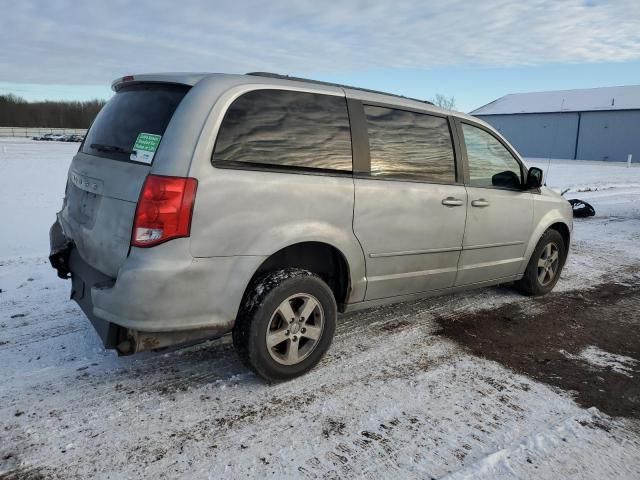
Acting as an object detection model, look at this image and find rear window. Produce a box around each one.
[213,89,352,172]
[81,83,190,162]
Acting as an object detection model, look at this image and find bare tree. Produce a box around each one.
[431,93,456,110]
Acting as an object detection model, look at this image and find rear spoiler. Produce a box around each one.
[111,73,210,92]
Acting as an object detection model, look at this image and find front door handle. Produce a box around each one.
[442,197,464,207]
[471,198,490,207]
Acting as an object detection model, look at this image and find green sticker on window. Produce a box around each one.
[131,133,162,164]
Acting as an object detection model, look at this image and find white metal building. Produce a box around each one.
[471,85,640,162]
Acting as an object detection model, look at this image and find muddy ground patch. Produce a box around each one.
[436,282,640,418]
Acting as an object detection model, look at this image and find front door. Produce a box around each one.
[352,105,467,300]
[456,122,534,285]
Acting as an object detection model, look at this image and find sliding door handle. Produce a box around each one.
[471,198,490,207]
[441,197,464,207]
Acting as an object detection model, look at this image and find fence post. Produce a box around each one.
[628,154,633,168]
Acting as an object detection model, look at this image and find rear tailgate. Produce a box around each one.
[59,83,190,278]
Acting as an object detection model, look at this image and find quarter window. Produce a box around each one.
[462,124,523,189]
[364,106,456,183]
[213,89,352,171]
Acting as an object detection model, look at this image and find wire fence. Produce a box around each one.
[0,127,87,138]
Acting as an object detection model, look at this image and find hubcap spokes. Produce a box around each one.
[537,242,560,286]
[266,294,324,365]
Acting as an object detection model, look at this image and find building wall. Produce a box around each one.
[476,110,639,162]
[577,111,640,162]
[475,113,579,159]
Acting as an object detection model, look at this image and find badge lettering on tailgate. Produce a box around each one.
[70,171,103,195]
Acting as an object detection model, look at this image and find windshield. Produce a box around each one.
[81,83,190,162]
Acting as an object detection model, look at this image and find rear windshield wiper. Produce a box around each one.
[90,143,132,155]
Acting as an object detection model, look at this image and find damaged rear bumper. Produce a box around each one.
[49,220,72,279]
[49,219,264,354]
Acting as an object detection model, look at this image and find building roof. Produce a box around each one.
[471,85,640,116]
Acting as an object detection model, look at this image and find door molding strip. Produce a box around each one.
[464,240,524,251]
[369,246,462,258]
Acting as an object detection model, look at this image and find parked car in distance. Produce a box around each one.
[32,133,82,141]
[64,134,84,142]
[49,72,573,381]
[32,133,54,141]
[47,133,63,141]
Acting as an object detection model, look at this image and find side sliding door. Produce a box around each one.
[351,101,467,300]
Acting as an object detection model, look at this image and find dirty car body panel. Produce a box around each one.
[49,72,572,355]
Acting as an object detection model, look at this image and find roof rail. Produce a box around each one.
[246,72,434,106]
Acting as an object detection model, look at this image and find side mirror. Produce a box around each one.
[526,167,543,189]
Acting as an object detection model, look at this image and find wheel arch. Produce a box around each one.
[239,241,353,315]
[520,215,572,276]
[548,221,571,257]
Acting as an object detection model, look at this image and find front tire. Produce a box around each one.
[233,268,337,382]
[516,229,566,296]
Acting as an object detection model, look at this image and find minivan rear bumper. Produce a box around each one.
[50,219,266,353]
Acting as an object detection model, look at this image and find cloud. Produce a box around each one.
[2,0,639,86]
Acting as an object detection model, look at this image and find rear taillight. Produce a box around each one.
[131,175,198,248]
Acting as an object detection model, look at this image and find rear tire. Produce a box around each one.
[233,268,337,382]
[516,229,565,296]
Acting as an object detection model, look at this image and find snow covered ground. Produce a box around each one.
[1,140,640,479]
[0,138,73,260]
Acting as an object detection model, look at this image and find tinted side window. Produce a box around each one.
[364,106,455,183]
[462,124,523,189]
[213,89,352,171]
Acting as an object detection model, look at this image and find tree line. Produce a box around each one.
[0,94,106,128]
[0,91,456,128]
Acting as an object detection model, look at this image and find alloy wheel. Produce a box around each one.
[537,242,560,286]
[266,293,324,366]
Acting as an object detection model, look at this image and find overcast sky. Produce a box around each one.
[2,0,639,111]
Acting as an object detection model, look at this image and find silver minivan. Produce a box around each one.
[50,72,573,381]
